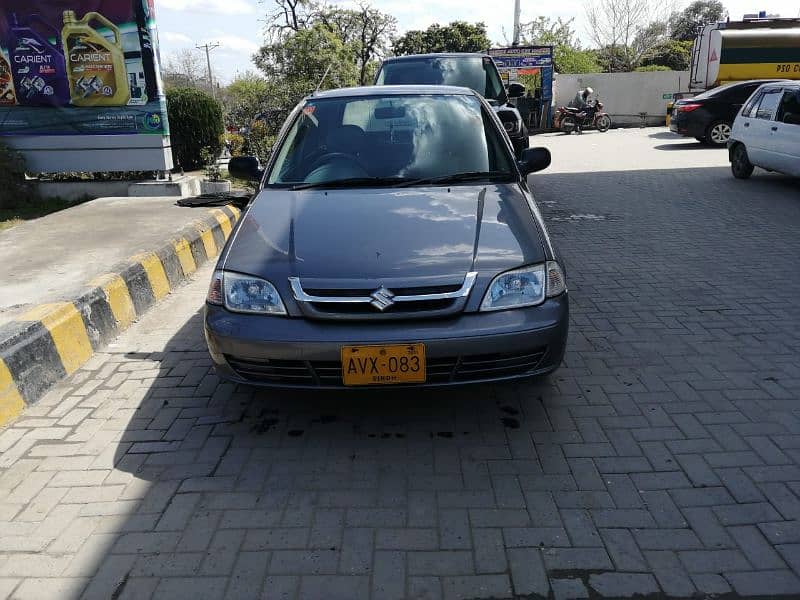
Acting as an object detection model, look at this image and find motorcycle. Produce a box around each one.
[556,99,612,134]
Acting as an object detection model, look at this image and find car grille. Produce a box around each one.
[290,275,477,321]
[225,347,547,386]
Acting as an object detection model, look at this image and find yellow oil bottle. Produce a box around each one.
[62,10,130,106]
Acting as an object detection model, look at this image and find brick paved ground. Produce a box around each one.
[1,129,800,599]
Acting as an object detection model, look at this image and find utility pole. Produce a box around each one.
[512,0,521,45]
[196,42,220,97]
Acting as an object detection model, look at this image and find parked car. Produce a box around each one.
[729,81,800,179]
[210,85,568,388]
[670,79,786,146]
[374,54,530,157]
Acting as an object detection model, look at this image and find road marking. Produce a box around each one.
[91,273,136,330]
[173,237,197,277]
[210,209,233,238]
[20,303,93,376]
[0,358,25,426]
[195,222,217,260]
[134,252,171,301]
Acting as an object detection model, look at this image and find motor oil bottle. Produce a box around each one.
[62,11,130,107]
[8,14,70,106]
[0,47,17,105]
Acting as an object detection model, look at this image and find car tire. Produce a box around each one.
[706,121,732,146]
[731,144,754,179]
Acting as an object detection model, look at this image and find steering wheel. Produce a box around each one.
[307,152,363,173]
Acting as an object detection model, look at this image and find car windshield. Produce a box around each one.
[375,57,506,103]
[267,93,515,188]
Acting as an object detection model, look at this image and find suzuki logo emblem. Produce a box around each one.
[370,286,395,311]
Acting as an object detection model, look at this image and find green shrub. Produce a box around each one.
[0,141,37,209]
[223,132,245,156]
[166,88,224,171]
[634,65,673,72]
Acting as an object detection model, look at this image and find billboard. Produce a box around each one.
[489,45,554,129]
[0,0,171,172]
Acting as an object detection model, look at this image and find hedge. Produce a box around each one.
[166,88,224,171]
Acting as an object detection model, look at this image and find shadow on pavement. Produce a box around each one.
[653,142,722,151]
[647,131,681,140]
[72,164,800,599]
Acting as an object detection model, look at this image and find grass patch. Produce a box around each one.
[0,196,90,232]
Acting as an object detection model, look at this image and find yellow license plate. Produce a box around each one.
[341,343,426,386]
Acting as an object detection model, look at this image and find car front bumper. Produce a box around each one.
[205,294,569,388]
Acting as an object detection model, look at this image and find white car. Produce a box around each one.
[729,81,800,179]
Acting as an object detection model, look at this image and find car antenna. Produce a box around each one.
[314,64,332,94]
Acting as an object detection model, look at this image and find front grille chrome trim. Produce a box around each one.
[289,272,478,304]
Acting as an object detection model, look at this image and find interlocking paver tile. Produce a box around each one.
[3,130,800,598]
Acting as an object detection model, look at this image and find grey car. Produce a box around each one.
[375,54,530,157]
[209,85,568,388]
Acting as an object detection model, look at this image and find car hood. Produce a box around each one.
[222,184,546,287]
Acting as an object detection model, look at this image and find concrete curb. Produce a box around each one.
[0,204,241,427]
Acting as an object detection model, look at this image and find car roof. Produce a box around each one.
[311,84,478,99]
[755,80,800,90]
[380,53,490,63]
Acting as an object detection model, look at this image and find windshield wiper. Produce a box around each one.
[396,170,515,187]
[290,176,413,190]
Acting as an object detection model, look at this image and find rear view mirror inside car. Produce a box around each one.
[375,106,406,119]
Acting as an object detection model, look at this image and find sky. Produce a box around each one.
[153,0,800,84]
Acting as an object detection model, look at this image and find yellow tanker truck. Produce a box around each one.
[690,17,800,90]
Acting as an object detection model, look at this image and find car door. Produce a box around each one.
[721,82,763,123]
[771,88,800,176]
[746,88,784,169]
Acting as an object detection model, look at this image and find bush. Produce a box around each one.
[223,132,245,156]
[634,65,673,72]
[0,142,37,209]
[166,88,224,171]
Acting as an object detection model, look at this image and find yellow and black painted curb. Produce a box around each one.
[0,204,242,428]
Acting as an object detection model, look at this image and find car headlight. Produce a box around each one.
[480,261,566,312]
[207,271,287,315]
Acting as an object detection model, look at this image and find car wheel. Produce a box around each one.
[561,115,577,134]
[707,121,732,146]
[730,144,754,179]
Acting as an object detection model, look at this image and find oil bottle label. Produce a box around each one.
[66,33,119,99]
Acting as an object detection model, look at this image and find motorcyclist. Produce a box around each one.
[569,87,594,110]
[567,87,594,133]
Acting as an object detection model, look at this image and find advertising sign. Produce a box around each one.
[0,0,171,171]
[489,46,553,70]
[489,45,554,129]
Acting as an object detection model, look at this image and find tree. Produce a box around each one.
[518,17,600,73]
[586,0,665,71]
[222,72,271,130]
[162,49,209,90]
[255,23,358,91]
[669,0,725,41]
[317,4,396,85]
[392,21,491,55]
[640,38,693,70]
[264,0,315,42]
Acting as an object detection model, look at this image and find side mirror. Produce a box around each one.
[228,156,264,182]
[518,147,551,176]
[507,82,525,99]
